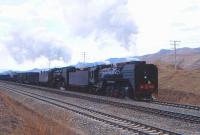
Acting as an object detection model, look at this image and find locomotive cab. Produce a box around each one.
[134,64,158,100]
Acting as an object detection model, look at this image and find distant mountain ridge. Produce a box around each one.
[74,57,140,68]
[141,47,200,57]
[140,47,200,70]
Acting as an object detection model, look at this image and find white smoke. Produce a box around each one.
[5,31,71,64]
[61,0,138,49]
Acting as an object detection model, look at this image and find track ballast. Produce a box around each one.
[1,84,180,135]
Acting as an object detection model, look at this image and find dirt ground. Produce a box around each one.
[0,91,76,135]
[156,62,200,106]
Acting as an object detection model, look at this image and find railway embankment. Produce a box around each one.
[0,91,76,135]
[0,89,123,135]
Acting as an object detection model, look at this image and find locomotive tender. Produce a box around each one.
[0,61,158,100]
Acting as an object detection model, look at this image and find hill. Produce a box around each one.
[140,47,200,70]
[154,61,200,105]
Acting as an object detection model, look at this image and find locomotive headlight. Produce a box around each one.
[144,76,147,79]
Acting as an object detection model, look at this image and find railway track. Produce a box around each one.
[0,85,180,135]
[1,81,200,124]
[2,80,200,112]
[2,81,200,112]
[152,100,200,111]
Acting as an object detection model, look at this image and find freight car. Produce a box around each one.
[15,72,39,84]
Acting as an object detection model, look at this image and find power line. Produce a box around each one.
[170,40,181,71]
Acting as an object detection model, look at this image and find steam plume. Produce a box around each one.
[5,32,71,64]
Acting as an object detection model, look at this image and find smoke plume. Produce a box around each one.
[63,0,138,49]
[5,32,71,64]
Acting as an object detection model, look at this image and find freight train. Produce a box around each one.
[0,61,158,100]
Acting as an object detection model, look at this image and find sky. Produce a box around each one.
[0,0,200,70]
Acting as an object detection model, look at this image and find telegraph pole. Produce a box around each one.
[170,40,181,71]
[81,52,87,64]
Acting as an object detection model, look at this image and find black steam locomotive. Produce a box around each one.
[0,61,158,100]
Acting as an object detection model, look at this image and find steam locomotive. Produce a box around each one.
[0,61,158,100]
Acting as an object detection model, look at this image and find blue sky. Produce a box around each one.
[0,0,200,70]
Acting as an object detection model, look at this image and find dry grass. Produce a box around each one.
[154,61,200,106]
[0,92,76,135]
[157,89,200,106]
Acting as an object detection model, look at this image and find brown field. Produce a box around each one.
[0,92,76,135]
[155,62,200,106]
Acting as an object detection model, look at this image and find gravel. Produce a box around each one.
[13,82,200,116]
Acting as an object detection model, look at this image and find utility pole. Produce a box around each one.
[81,52,87,64]
[170,40,181,71]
